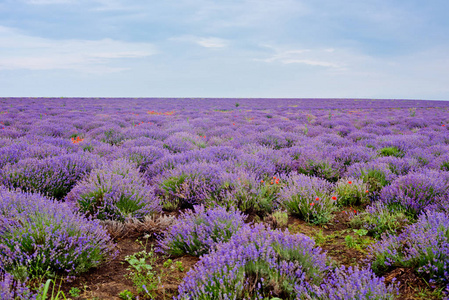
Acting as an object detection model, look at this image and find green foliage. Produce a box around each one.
[175,261,184,272]
[68,287,81,298]
[349,202,410,239]
[235,102,240,107]
[163,259,173,268]
[441,160,449,171]
[334,178,370,207]
[344,230,373,252]
[265,210,288,229]
[297,160,340,183]
[119,290,135,300]
[82,144,93,152]
[222,178,281,216]
[36,279,67,300]
[359,169,390,192]
[378,147,404,158]
[282,191,336,225]
[123,243,160,298]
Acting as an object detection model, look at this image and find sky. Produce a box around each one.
[0,0,448,99]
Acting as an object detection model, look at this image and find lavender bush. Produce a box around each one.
[349,202,409,239]
[0,188,116,278]
[0,153,96,199]
[0,272,36,300]
[219,172,284,215]
[279,173,337,224]
[177,223,329,299]
[371,210,449,287]
[155,162,224,210]
[346,161,395,192]
[2,98,449,298]
[334,177,370,207]
[158,205,246,256]
[66,159,161,221]
[320,265,399,299]
[380,169,449,218]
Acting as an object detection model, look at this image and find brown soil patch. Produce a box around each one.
[59,237,199,300]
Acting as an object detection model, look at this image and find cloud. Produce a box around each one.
[170,35,229,48]
[0,26,156,73]
[256,46,343,68]
[196,37,228,48]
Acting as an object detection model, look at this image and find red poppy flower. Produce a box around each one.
[365,190,369,193]
[310,203,315,206]
[348,181,352,184]
[331,196,337,200]
[315,197,320,201]
[261,180,264,183]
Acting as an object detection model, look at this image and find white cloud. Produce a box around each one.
[256,46,343,68]
[196,37,228,48]
[0,26,156,73]
[170,35,229,48]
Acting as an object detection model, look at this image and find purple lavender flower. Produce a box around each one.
[321,265,399,299]
[158,205,246,256]
[177,223,328,299]
[0,188,116,278]
[66,159,161,221]
[380,169,449,217]
[0,272,36,300]
[1,153,97,199]
[279,173,336,224]
[371,210,449,288]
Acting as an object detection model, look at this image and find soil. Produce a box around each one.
[58,238,199,300]
[55,208,445,300]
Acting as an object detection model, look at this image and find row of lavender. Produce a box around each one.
[1,98,449,299]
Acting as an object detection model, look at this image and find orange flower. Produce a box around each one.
[261,180,264,183]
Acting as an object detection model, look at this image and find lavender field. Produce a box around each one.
[1,97,449,300]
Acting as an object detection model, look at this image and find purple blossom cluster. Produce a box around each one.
[177,223,329,299]
[0,188,116,278]
[158,205,246,256]
[0,153,97,199]
[370,211,449,286]
[0,272,36,300]
[178,223,397,299]
[380,169,449,217]
[66,159,161,221]
[1,97,449,295]
[320,265,399,299]
[279,173,336,224]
